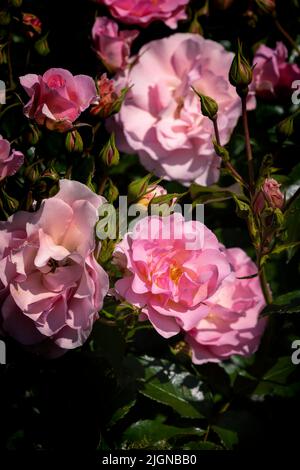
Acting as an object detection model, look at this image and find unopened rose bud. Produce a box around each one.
[192,88,218,120]
[1,189,19,212]
[25,123,41,145]
[137,184,168,207]
[22,13,42,36]
[0,11,11,25]
[24,164,39,183]
[100,133,119,166]
[65,129,84,154]
[90,74,119,118]
[276,116,294,141]
[189,17,203,35]
[229,41,253,97]
[253,178,284,214]
[128,174,153,203]
[34,35,50,56]
[255,0,276,15]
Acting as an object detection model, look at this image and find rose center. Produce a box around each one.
[170,265,182,284]
[47,74,66,89]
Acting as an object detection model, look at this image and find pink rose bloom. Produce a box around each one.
[97,0,189,29]
[253,42,300,100]
[186,248,267,364]
[0,179,109,357]
[92,17,139,72]
[253,177,284,214]
[0,135,24,181]
[113,213,232,337]
[20,68,97,132]
[108,34,252,186]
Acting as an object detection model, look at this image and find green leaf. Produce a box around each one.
[108,400,136,429]
[122,416,205,446]
[232,195,251,219]
[190,183,246,206]
[151,192,187,205]
[261,290,300,316]
[253,357,298,397]
[212,425,238,450]
[183,441,223,450]
[262,356,296,383]
[138,356,210,419]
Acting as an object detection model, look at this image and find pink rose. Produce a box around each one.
[20,68,97,132]
[92,17,139,72]
[108,34,252,186]
[253,177,284,214]
[185,248,267,364]
[0,179,109,357]
[97,0,189,29]
[113,213,232,337]
[0,135,24,181]
[253,42,300,100]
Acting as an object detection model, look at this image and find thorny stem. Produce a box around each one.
[241,95,255,194]
[212,117,246,187]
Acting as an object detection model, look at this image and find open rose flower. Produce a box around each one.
[108,33,254,186]
[92,17,139,72]
[113,213,232,337]
[0,135,24,181]
[253,42,300,101]
[185,248,267,364]
[20,68,97,132]
[97,0,189,29]
[0,179,109,357]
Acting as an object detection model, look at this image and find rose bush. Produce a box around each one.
[0,179,109,357]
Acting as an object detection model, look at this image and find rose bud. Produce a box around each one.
[229,41,253,96]
[90,74,119,118]
[276,115,294,141]
[22,13,42,37]
[100,133,119,166]
[253,178,284,214]
[136,184,168,207]
[65,129,84,154]
[192,89,218,120]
